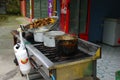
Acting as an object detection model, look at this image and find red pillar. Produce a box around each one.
[60,0,70,33]
[20,0,26,17]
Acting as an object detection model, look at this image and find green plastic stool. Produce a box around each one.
[116,70,120,80]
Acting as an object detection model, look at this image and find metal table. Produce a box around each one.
[11,30,101,80]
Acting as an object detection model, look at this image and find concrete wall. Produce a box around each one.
[89,0,120,43]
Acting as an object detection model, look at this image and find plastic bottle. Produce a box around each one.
[14,28,31,75]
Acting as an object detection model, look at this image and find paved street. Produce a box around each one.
[0,15,28,80]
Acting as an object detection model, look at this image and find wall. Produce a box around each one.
[26,0,30,18]
[89,0,120,43]
[34,0,48,18]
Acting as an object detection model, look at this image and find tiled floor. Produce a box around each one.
[97,44,120,80]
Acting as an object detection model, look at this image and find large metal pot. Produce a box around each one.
[43,31,65,47]
[33,28,49,42]
[55,35,78,56]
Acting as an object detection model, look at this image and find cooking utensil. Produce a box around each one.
[55,34,78,56]
[33,27,49,42]
[43,31,65,47]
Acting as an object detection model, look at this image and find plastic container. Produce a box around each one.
[15,27,31,75]
[15,48,31,75]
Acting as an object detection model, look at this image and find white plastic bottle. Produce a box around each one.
[16,48,31,75]
[14,28,31,75]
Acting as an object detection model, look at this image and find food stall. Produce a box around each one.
[11,17,101,80]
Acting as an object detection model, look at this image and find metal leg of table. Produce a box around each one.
[13,35,19,66]
[13,36,17,45]
[93,60,97,80]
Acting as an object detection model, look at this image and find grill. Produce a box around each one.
[11,30,101,80]
[34,43,91,63]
